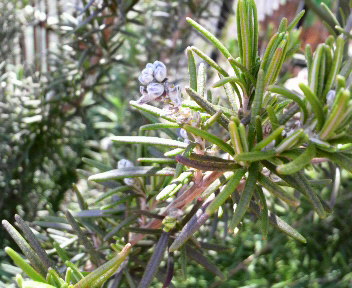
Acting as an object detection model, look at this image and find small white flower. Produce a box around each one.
[153,61,167,82]
[147,82,164,98]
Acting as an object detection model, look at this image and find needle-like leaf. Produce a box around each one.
[89,167,175,182]
[138,232,169,288]
[73,244,131,288]
[186,47,197,91]
[229,163,259,231]
[5,247,46,283]
[183,124,234,155]
[65,211,101,266]
[2,220,47,277]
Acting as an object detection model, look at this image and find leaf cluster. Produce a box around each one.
[2,1,352,287]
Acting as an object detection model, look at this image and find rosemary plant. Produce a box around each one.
[3,0,352,287]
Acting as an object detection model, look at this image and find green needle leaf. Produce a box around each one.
[130,101,176,122]
[287,10,305,31]
[299,83,325,130]
[268,211,306,243]
[264,39,287,87]
[320,89,350,140]
[201,172,235,199]
[185,87,230,128]
[183,124,234,155]
[191,46,228,77]
[323,35,345,98]
[156,171,193,201]
[73,244,131,288]
[213,76,247,95]
[251,69,265,123]
[269,85,308,122]
[186,47,197,91]
[229,120,244,155]
[5,247,46,283]
[185,245,225,280]
[309,44,324,96]
[249,201,306,243]
[175,155,240,171]
[110,136,188,149]
[140,123,181,131]
[137,157,176,164]
[206,169,246,215]
[89,166,175,182]
[14,215,52,271]
[137,232,169,288]
[256,187,269,240]
[65,211,101,266]
[2,220,47,277]
[229,163,259,231]
[277,143,316,175]
[254,126,285,151]
[197,62,207,98]
[258,174,300,207]
[275,129,305,153]
[234,150,276,162]
[262,161,326,217]
[186,18,232,60]
[295,172,326,218]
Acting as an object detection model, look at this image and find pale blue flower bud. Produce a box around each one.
[153,61,167,82]
[147,82,164,98]
[142,67,154,76]
[118,159,134,169]
[138,73,153,85]
[146,63,154,70]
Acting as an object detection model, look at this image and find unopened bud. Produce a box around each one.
[138,73,153,85]
[118,159,134,169]
[153,61,167,82]
[147,82,164,98]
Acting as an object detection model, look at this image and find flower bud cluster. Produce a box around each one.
[137,60,203,145]
[137,61,182,111]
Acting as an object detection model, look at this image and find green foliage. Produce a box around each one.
[0,0,216,250]
[2,1,352,287]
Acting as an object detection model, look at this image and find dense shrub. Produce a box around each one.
[1,0,352,287]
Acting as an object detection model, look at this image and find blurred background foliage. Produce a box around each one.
[0,0,351,287]
[0,0,219,245]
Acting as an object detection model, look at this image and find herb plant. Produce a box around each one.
[3,0,352,287]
